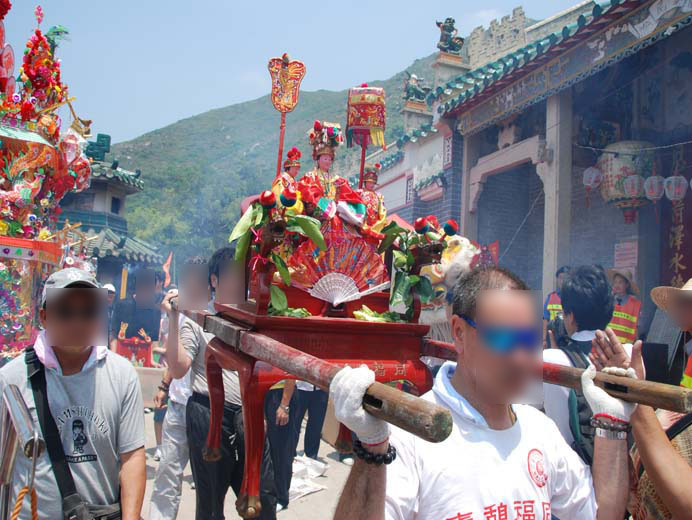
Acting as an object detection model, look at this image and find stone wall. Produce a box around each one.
[467,7,528,69]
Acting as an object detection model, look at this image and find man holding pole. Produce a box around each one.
[331,265,633,520]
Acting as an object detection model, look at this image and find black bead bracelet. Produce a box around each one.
[352,440,397,466]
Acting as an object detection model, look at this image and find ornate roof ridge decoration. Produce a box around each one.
[89,159,144,191]
[68,226,162,264]
[428,0,643,113]
[414,170,446,191]
[396,123,439,148]
[442,0,692,135]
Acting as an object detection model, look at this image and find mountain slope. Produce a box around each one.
[112,53,436,263]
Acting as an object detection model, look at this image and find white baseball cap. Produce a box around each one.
[103,283,116,294]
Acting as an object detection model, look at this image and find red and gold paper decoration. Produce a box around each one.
[346,84,386,149]
[267,53,306,114]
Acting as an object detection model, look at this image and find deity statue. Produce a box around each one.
[299,120,365,225]
[358,163,387,242]
[272,147,304,214]
[403,72,431,102]
[436,18,464,55]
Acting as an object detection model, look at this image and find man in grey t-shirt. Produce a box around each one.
[163,247,277,519]
[0,268,145,520]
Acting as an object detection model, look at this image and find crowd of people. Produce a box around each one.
[0,248,690,519]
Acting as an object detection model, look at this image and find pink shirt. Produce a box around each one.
[33,331,108,375]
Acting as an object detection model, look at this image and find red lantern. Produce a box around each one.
[664,175,688,201]
[623,174,644,198]
[644,175,665,202]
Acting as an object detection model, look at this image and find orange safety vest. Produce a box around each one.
[546,291,563,321]
[681,355,692,390]
[608,296,641,344]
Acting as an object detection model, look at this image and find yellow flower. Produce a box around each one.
[0,221,8,236]
[38,228,51,241]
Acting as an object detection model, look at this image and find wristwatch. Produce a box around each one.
[281,405,290,413]
[595,427,627,440]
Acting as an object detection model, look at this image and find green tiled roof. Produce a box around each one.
[396,124,439,148]
[429,0,631,114]
[90,160,144,191]
[380,150,404,171]
[71,227,162,265]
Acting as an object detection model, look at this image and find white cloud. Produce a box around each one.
[472,8,503,26]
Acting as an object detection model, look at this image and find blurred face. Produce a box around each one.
[179,265,211,310]
[134,274,156,305]
[288,165,300,178]
[365,179,376,191]
[452,290,540,405]
[107,291,115,305]
[671,294,692,332]
[40,288,107,349]
[612,274,629,297]
[318,154,332,172]
[211,262,244,304]
[556,272,567,290]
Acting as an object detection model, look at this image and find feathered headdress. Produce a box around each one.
[283,147,301,170]
[308,120,343,160]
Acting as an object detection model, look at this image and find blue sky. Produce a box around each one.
[5,1,578,143]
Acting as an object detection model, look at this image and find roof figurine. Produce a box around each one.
[436,17,464,55]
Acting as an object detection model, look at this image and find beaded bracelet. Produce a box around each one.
[590,417,631,433]
[352,440,397,466]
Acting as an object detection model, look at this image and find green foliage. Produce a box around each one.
[270,285,288,311]
[290,215,326,251]
[112,54,436,274]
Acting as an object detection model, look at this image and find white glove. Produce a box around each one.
[330,365,390,445]
[581,364,637,423]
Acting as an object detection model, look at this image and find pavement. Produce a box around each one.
[142,411,351,519]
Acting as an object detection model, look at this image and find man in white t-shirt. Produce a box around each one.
[331,265,633,520]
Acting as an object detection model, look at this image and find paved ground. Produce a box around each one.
[142,411,350,519]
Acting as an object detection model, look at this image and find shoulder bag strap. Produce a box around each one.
[25,346,79,500]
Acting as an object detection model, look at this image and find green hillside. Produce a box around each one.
[112,53,436,264]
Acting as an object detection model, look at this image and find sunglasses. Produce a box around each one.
[52,305,104,323]
[461,315,540,354]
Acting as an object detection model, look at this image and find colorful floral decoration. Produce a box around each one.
[0,4,92,352]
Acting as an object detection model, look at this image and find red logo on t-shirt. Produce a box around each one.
[527,448,548,488]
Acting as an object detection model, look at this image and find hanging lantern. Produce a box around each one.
[599,141,654,224]
[644,175,665,202]
[664,175,688,201]
[623,174,644,198]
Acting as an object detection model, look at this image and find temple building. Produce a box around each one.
[370,0,692,335]
[58,133,162,290]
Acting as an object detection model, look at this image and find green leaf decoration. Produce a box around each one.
[271,252,291,286]
[270,285,288,311]
[235,229,251,264]
[426,231,442,242]
[416,276,434,303]
[408,275,420,286]
[377,223,406,254]
[253,204,264,226]
[393,250,408,269]
[292,215,326,251]
[229,204,256,243]
[389,269,413,312]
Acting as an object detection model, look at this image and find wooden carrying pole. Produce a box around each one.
[275,112,286,180]
[183,309,453,443]
[421,338,692,414]
[358,144,367,189]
